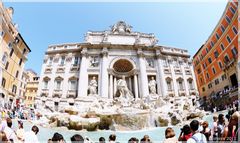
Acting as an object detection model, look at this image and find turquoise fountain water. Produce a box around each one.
[13,110,227,142]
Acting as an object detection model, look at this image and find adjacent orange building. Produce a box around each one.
[193,1,238,103]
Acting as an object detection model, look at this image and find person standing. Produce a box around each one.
[16,120,25,143]
[163,127,178,143]
[187,120,207,143]
[178,125,192,141]
[200,121,211,141]
[3,118,17,142]
[24,125,39,143]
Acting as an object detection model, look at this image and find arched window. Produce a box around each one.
[177,77,184,90]
[69,76,78,90]
[188,78,194,90]
[166,77,173,91]
[55,76,63,90]
[43,76,50,89]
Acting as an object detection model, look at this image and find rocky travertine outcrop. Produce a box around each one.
[35,95,206,131]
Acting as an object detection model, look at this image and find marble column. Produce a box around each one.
[137,49,149,98]
[78,48,88,97]
[109,74,113,99]
[113,77,117,97]
[129,77,132,91]
[156,50,166,96]
[134,74,139,98]
[100,47,109,98]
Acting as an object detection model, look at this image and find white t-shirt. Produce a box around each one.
[187,132,207,143]
[24,131,39,143]
[4,126,17,142]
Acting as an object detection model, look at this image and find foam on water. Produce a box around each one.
[12,110,227,142]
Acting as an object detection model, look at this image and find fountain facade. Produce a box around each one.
[35,21,202,130]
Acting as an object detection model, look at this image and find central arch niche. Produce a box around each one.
[113,59,134,73]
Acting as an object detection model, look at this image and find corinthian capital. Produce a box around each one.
[81,48,88,57]
[101,47,108,57]
[137,48,145,58]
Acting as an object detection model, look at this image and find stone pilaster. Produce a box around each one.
[156,50,166,96]
[169,59,178,97]
[109,74,113,99]
[78,48,88,97]
[180,61,189,96]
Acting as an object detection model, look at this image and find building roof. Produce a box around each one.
[193,2,232,59]
[18,33,31,52]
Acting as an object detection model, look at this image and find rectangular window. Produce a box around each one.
[197,68,201,74]
[5,62,9,70]
[9,49,14,57]
[178,81,184,90]
[70,80,77,90]
[56,81,61,90]
[44,81,48,89]
[206,73,209,79]
[208,83,212,89]
[218,61,223,69]
[73,56,78,65]
[212,67,216,74]
[15,71,19,78]
[220,25,225,33]
[206,48,209,53]
[230,6,236,14]
[220,43,225,51]
[202,87,205,92]
[19,59,22,66]
[0,31,4,37]
[208,57,212,64]
[23,49,26,54]
[224,55,230,63]
[167,81,172,91]
[232,26,238,35]
[203,63,207,69]
[2,78,6,88]
[227,36,231,43]
[216,33,220,40]
[222,74,227,81]
[60,56,65,65]
[12,85,17,94]
[8,42,12,48]
[215,79,219,85]
[14,37,19,44]
[231,47,238,57]
[225,16,231,24]
[49,57,53,65]
[214,51,219,58]
[210,41,214,48]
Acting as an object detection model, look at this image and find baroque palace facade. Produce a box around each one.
[37,21,198,109]
[193,1,238,104]
[0,2,31,107]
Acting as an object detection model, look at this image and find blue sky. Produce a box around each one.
[4,1,227,75]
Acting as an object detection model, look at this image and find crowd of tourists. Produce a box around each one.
[0,102,239,143]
